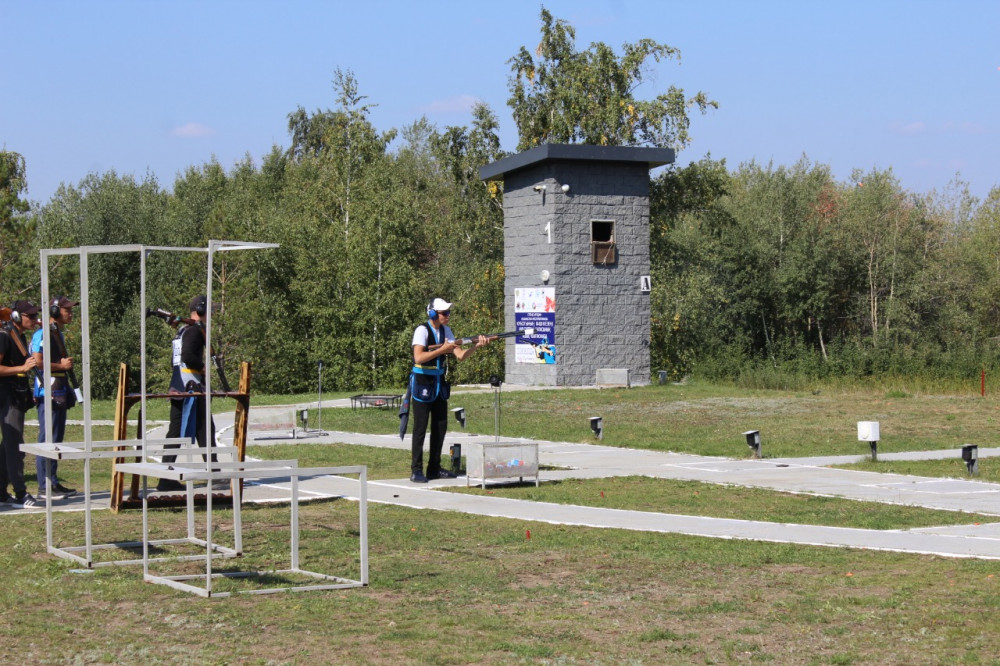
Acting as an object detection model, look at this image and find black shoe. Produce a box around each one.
[427,469,456,480]
[14,493,37,508]
[53,484,76,497]
[410,472,428,483]
[156,479,185,492]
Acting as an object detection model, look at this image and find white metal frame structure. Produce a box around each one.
[30,240,369,595]
[116,460,369,597]
[23,438,241,567]
[28,242,277,567]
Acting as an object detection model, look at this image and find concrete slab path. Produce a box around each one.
[7,391,1000,560]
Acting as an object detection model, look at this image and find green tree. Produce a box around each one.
[417,102,507,382]
[282,69,416,390]
[649,157,733,378]
[34,171,169,396]
[841,169,928,349]
[507,7,717,151]
[0,150,33,293]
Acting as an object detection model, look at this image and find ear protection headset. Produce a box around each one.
[9,303,21,325]
[192,296,207,317]
[427,301,437,320]
[50,296,64,321]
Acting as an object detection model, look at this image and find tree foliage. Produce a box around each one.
[507,7,717,151]
[0,150,33,291]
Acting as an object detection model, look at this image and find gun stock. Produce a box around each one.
[146,307,195,327]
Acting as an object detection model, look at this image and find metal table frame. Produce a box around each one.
[27,241,277,568]
[22,438,242,567]
[116,461,369,597]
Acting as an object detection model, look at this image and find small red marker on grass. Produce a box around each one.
[526,529,531,540]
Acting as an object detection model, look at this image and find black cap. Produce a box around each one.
[12,300,40,317]
[189,295,207,316]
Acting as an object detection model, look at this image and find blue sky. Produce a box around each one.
[4,0,999,205]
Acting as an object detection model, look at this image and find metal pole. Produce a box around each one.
[40,252,53,550]
[493,385,501,443]
[359,467,368,585]
[317,360,323,433]
[80,250,93,565]
[291,475,299,571]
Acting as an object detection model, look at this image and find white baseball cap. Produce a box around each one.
[429,298,453,313]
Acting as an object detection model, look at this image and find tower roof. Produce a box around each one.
[479,143,675,182]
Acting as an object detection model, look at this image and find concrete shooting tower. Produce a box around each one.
[480,144,674,387]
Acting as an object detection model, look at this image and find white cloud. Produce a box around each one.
[170,122,216,138]
[889,121,927,135]
[417,95,481,114]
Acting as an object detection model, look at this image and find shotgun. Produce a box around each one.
[427,328,535,350]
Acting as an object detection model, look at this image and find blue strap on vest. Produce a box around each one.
[411,322,445,403]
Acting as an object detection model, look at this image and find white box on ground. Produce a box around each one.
[466,441,539,489]
[857,421,880,442]
[248,408,299,439]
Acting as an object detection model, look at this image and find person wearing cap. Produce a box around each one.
[157,295,216,492]
[30,296,79,499]
[408,297,493,483]
[0,300,41,507]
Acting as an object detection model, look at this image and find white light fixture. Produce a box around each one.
[560,183,570,193]
[541,270,550,283]
[533,184,546,192]
[858,421,880,461]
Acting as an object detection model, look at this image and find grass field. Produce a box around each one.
[321,380,1000,458]
[4,380,1000,664]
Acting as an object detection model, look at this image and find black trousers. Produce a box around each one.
[410,397,448,476]
[0,395,27,498]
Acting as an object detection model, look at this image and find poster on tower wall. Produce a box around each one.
[514,287,556,364]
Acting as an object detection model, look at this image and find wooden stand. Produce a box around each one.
[110,361,252,512]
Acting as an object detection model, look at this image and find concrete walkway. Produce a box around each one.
[234,427,1000,560]
[8,392,1000,560]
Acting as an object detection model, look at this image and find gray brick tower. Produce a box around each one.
[480,144,674,387]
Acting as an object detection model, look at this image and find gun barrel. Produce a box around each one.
[453,329,534,345]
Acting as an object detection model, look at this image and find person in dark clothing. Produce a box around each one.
[32,295,79,499]
[0,301,41,507]
[156,295,217,492]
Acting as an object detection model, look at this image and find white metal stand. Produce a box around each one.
[115,461,368,597]
[23,439,241,567]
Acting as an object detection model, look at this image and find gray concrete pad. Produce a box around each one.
[9,391,1000,560]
